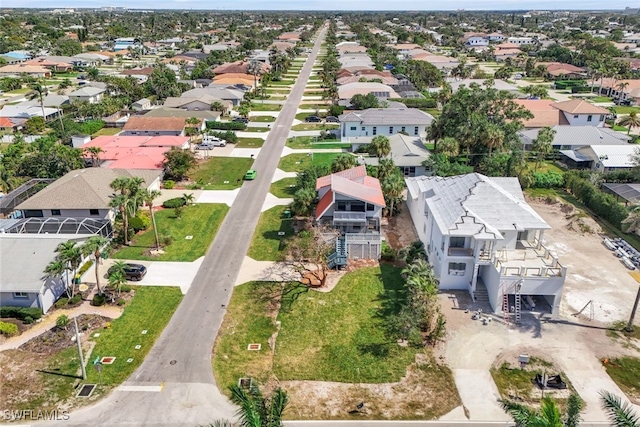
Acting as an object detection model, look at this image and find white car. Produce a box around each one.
[201,135,226,147]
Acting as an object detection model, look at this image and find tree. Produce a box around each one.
[246,59,262,92]
[369,135,391,158]
[163,147,196,181]
[210,101,225,113]
[44,259,71,298]
[28,81,48,119]
[238,103,251,118]
[525,85,549,99]
[435,137,459,157]
[291,187,316,216]
[381,171,404,217]
[143,189,162,251]
[182,192,195,205]
[108,260,128,296]
[599,390,640,426]
[350,93,379,110]
[185,117,201,142]
[501,394,583,427]
[532,126,556,171]
[84,146,104,167]
[24,116,46,134]
[56,241,83,298]
[619,112,640,136]
[81,236,109,295]
[109,177,145,245]
[330,153,357,173]
[285,225,333,287]
[229,382,288,427]
[617,82,630,99]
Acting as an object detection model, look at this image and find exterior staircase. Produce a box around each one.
[327,236,348,269]
[473,280,489,302]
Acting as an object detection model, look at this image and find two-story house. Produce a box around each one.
[405,173,566,318]
[339,108,434,141]
[515,99,609,128]
[68,86,106,104]
[315,166,386,261]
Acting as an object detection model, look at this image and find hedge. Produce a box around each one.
[564,172,628,229]
[0,306,43,321]
[206,121,246,131]
[531,171,564,188]
[208,130,238,143]
[162,197,187,209]
[0,321,18,337]
[130,214,151,231]
[388,98,437,109]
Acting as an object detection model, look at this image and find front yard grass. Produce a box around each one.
[269,178,298,198]
[250,103,282,111]
[236,137,265,148]
[92,128,121,137]
[269,80,295,86]
[291,123,339,131]
[190,157,254,189]
[603,356,640,403]
[242,127,270,133]
[591,96,613,103]
[247,206,294,261]
[286,136,347,149]
[250,115,276,122]
[614,106,640,115]
[278,152,342,172]
[113,204,229,262]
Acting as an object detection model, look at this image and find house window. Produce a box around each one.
[573,115,579,119]
[362,127,365,131]
[423,223,427,233]
[350,202,365,212]
[401,126,406,133]
[13,292,28,299]
[366,204,375,211]
[89,209,100,216]
[51,209,61,216]
[448,262,466,275]
[450,236,465,248]
[414,126,419,135]
[372,126,377,135]
[350,126,357,131]
[389,126,394,134]
[587,115,592,122]
[600,115,604,121]
[336,201,346,211]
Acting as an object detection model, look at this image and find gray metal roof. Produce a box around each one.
[405,173,549,238]
[519,126,631,147]
[339,108,434,126]
[17,168,161,210]
[603,183,640,203]
[69,86,106,97]
[0,234,88,292]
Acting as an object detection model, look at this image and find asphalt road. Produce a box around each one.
[39,27,327,427]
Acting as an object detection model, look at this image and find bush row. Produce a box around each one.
[565,172,628,229]
[162,197,187,209]
[206,121,246,131]
[0,306,43,322]
[208,130,238,143]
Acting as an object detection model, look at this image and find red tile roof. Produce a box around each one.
[316,165,367,190]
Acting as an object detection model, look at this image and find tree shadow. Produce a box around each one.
[249,280,308,313]
[356,342,390,358]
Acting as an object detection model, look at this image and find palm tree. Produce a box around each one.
[599,390,640,426]
[620,112,640,136]
[377,158,397,182]
[229,382,288,427]
[143,189,162,251]
[185,117,201,143]
[370,135,391,158]
[81,236,109,295]
[533,126,556,171]
[108,260,129,296]
[617,82,630,100]
[84,146,104,167]
[109,177,144,245]
[44,259,70,296]
[28,81,48,120]
[330,153,357,173]
[501,394,582,427]
[435,137,459,158]
[182,192,195,205]
[483,124,505,156]
[246,59,262,92]
[56,241,83,298]
[382,172,405,217]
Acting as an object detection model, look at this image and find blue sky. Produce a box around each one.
[1,0,635,10]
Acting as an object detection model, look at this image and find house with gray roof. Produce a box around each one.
[68,86,106,104]
[519,126,632,151]
[339,107,434,141]
[349,134,431,177]
[17,168,161,221]
[0,234,89,313]
[405,173,567,318]
[181,87,245,106]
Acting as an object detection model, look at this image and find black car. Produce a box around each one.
[108,263,147,281]
[325,116,339,123]
[614,98,632,106]
[232,117,250,123]
[305,115,322,123]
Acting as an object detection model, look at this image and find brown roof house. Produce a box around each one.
[212,60,270,76]
[515,99,609,128]
[122,116,187,136]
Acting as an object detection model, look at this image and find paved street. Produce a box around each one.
[40,27,328,427]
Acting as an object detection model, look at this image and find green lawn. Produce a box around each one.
[491,357,561,403]
[291,123,338,131]
[190,157,254,189]
[614,106,640,115]
[274,265,421,383]
[5,88,33,95]
[269,178,298,198]
[265,89,291,94]
[524,161,565,174]
[250,115,276,122]
[250,103,282,111]
[92,128,121,137]
[286,136,348,150]
[591,96,613,103]
[248,206,294,261]
[113,204,229,262]
[85,286,182,386]
[604,356,640,403]
[236,137,265,148]
[612,124,630,132]
[278,152,342,172]
[295,112,314,121]
[269,80,295,86]
[242,127,270,133]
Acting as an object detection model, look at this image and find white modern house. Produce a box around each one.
[339,108,434,141]
[405,173,566,318]
[552,99,609,127]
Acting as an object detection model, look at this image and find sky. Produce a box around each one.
[1,0,636,10]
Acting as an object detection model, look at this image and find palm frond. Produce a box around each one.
[564,393,583,427]
[229,384,261,427]
[500,398,534,426]
[267,388,289,427]
[599,390,640,427]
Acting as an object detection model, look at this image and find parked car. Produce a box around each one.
[325,116,339,123]
[614,99,632,106]
[244,169,257,180]
[232,117,250,124]
[305,115,322,123]
[196,142,215,150]
[201,135,226,147]
[107,263,147,281]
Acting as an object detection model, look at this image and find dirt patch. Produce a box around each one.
[281,353,460,420]
[383,202,419,250]
[20,314,110,354]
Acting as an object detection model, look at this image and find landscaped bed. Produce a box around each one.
[113,204,229,262]
[604,356,640,404]
[291,123,339,131]
[190,157,254,189]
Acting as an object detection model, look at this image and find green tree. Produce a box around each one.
[350,93,379,109]
[501,394,583,427]
[246,59,262,92]
[435,137,460,157]
[56,240,83,298]
[24,116,46,134]
[108,260,128,296]
[330,153,357,173]
[44,259,71,297]
[163,147,196,181]
[619,112,640,136]
[109,177,145,245]
[54,39,82,56]
[369,135,391,158]
[144,63,184,100]
[381,171,404,217]
[143,189,162,250]
[532,126,556,171]
[525,85,549,99]
[84,146,104,167]
[81,236,109,295]
[229,382,288,427]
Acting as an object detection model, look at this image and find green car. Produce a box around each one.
[244,169,257,180]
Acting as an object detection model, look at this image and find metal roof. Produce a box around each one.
[519,126,631,147]
[603,183,640,203]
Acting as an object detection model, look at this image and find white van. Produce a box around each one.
[202,135,226,147]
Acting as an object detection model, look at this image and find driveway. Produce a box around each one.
[99,258,203,294]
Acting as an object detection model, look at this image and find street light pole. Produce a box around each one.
[625,284,640,333]
[74,317,87,380]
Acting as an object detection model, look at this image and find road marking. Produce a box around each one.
[117,385,163,392]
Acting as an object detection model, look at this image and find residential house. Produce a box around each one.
[350,133,431,177]
[339,107,434,140]
[337,82,401,103]
[164,95,233,113]
[212,60,270,76]
[24,56,75,72]
[447,79,521,96]
[143,107,221,124]
[277,32,301,42]
[519,126,631,150]
[22,94,69,109]
[16,168,161,221]
[114,38,140,51]
[465,34,490,47]
[0,104,61,121]
[0,117,25,132]
[507,37,536,45]
[68,86,106,104]
[336,69,398,86]
[212,73,257,88]
[181,87,245,106]
[599,78,640,103]
[487,33,506,42]
[132,98,152,111]
[338,54,375,69]
[122,116,186,137]
[405,173,566,317]
[559,144,638,173]
[515,99,608,128]
[542,62,587,79]
[493,43,522,61]
[0,64,51,78]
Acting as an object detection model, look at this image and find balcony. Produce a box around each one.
[333,211,366,224]
[448,247,474,257]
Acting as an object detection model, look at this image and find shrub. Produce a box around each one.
[380,241,397,261]
[0,321,18,337]
[23,316,34,324]
[208,130,238,143]
[55,298,69,308]
[0,306,43,321]
[206,121,246,131]
[163,180,175,189]
[162,197,186,208]
[69,294,82,305]
[130,214,151,232]
[117,299,126,306]
[173,206,184,219]
[161,234,174,246]
[77,260,93,277]
[56,315,70,329]
[388,97,437,109]
[120,284,132,293]
[531,171,564,188]
[92,294,106,306]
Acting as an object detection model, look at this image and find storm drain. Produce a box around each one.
[76,384,96,398]
[247,344,261,351]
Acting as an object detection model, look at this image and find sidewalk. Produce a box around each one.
[0,301,123,352]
